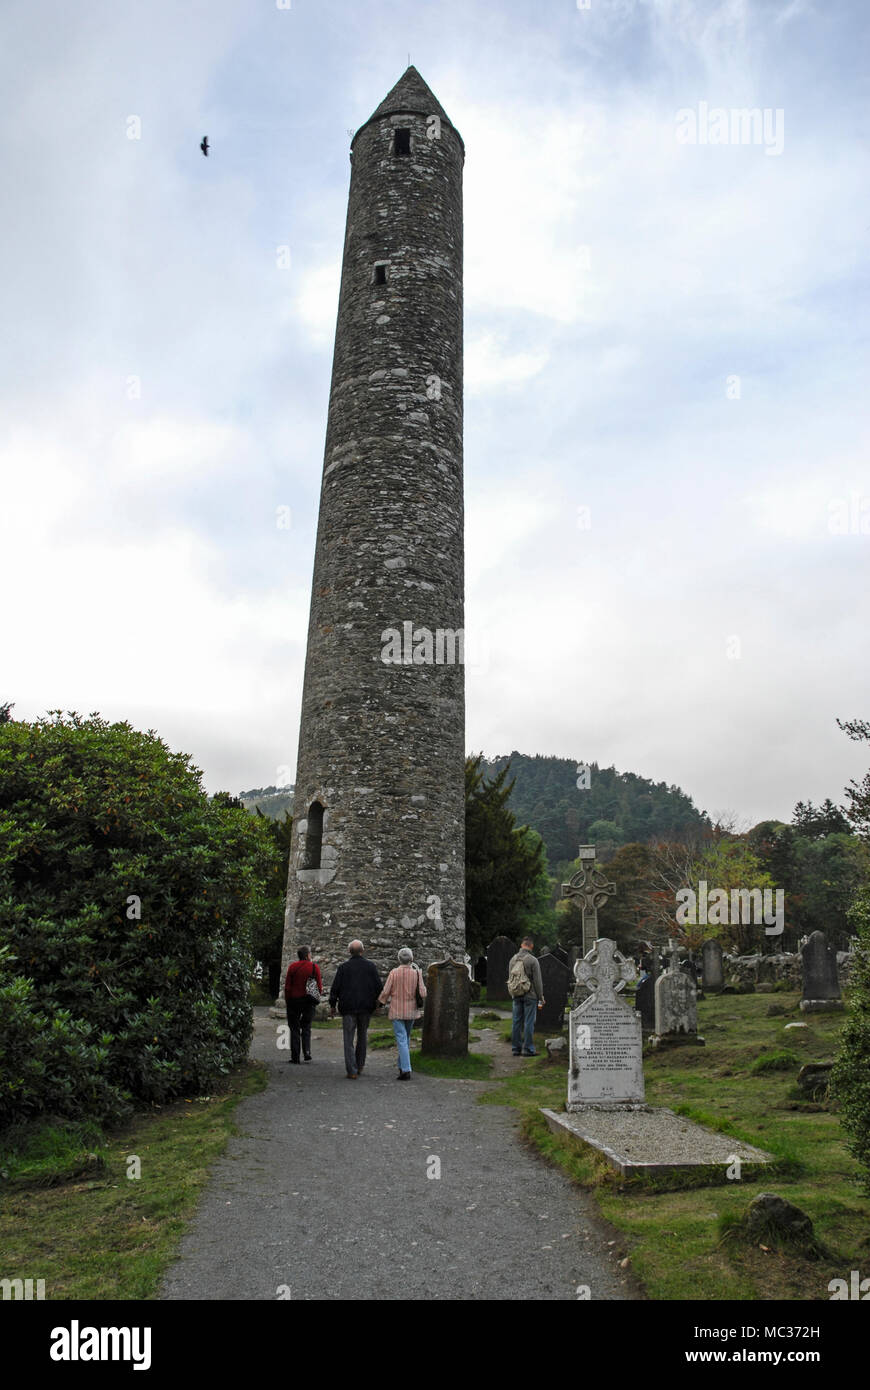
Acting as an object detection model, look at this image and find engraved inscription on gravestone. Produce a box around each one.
[568,938,645,1109]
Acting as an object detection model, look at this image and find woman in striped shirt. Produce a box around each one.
[379,947,427,1080]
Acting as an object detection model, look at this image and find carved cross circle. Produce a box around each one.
[574,937,636,997]
[562,866,616,913]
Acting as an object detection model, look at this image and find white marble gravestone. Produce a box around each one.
[568,938,645,1110]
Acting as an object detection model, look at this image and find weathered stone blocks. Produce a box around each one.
[280,69,466,985]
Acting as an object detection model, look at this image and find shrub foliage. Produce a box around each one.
[0,712,280,1128]
[832,886,870,1193]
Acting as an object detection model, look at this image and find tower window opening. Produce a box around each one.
[302,801,324,870]
[394,128,411,156]
[374,263,388,285]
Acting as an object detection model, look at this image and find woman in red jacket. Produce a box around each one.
[284,946,323,1064]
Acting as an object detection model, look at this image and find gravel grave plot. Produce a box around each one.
[542,1107,773,1177]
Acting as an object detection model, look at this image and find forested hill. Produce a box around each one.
[239,755,709,867]
[479,752,710,865]
[239,785,294,818]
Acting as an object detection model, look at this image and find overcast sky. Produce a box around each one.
[2,0,867,828]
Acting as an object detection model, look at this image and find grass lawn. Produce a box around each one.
[0,1062,266,1300]
[3,990,864,1303]
[478,990,870,1300]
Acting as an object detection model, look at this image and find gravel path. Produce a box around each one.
[160,1007,640,1302]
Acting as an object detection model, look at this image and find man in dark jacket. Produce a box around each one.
[508,937,545,1057]
[329,940,383,1079]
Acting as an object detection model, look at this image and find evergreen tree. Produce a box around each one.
[793,798,851,838]
[464,754,548,958]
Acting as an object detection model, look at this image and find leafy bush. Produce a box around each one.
[0,712,281,1128]
[832,886,870,1193]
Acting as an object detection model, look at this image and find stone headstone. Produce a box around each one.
[485,935,517,1002]
[701,939,724,993]
[800,931,843,1012]
[538,952,571,1030]
[568,938,644,1108]
[421,959,470,1056]
[653,949,703,1045]
[635,973,656,1032]
[551,946,570,967]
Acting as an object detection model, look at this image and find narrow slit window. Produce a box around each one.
[302,801,324,870]
[374,263,387,285]
[394,128,411,156]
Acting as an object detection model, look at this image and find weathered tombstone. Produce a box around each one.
[701,939,724,993]
[551,945,570,967]
[538,953,571,1030]
[421,959,470,1056]
[561,845,617,955]
[568,938,644,1108]
[800,931,843,1013]
[474,955,487,984]
[653,947,703,1046]
[635,973,656,1032]
[485,935,517,1002]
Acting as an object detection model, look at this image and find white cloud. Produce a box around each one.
[465,333,549,394]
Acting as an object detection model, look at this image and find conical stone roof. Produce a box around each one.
[352,65,463,150]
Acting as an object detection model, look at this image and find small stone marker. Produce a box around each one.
[485,935,517,1002]
[568,938,645,1109]
[421,959,470,1056]
[561,845,617,955]
[701,939,724,993]
[538,952,571,1030]
[653,947,704,1046]
[800,931,843,1013]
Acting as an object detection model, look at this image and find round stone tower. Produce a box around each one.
[280,67,465,984]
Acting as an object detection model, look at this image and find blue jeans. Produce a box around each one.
[392,1019,413,1073]
[511,994,538,1053]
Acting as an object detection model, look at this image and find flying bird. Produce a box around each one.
[200,136,209,157]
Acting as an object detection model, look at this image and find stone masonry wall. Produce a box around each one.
[280,71,466,986]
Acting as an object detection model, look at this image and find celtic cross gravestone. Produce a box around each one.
[561,845,616,956]
[568,938,645,1109]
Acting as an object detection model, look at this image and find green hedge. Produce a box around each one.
[0,712,280,1127]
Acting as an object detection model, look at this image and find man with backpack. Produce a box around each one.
[507,937,545,1057]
